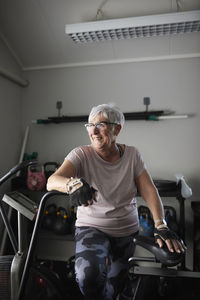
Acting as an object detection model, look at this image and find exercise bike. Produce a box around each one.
[0,161,71,300]
[119,234,200,300]
[118,177,200,300]
[16,175,200,300]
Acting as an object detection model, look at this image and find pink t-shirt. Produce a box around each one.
[66,145,146,237]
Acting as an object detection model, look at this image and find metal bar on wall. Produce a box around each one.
[0,67,29,87]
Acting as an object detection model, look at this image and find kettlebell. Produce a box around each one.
[164,206,179,233]
[44,162,59,179]
[42,203,57,230]
[53,207,70,235]
[138,205,154,237]
[69,206,76,235]
[27,164,46,191]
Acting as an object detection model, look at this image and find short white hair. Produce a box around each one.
[88,103,125,128]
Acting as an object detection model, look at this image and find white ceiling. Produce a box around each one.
[0,0,199,70]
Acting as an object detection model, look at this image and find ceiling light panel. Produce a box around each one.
[65,10,200,43]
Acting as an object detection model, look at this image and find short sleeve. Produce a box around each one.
[134,149,146,178]
[65,147,84,177]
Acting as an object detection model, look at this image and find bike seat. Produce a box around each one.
[133,235,184,267]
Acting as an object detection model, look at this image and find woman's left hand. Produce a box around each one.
[154,226,186,253]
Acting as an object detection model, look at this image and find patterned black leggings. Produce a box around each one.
[75,226,137,300]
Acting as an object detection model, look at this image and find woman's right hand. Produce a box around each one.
[67,178,96,207]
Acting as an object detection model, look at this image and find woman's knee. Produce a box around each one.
[75,256,107,290]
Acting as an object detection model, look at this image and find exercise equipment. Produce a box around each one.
[191,201,200,272]
[31,96,188,124]
[164,205,179,233]
[53,207,70,235]
[27,164,46,191]
[0,161,36,300]
[69,206,76,235]
[16,189,74,300]
[1,161,198,300]
[138,206,154,237]
[17,177,196,300]
[0,161,66,300]
[44,162,59,179]
[125,235,200,300]
[42,203,57,230]
[123,178,200,300]
[152,179,188,249]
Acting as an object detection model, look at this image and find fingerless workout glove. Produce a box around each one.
[66,178,96,207]
[154,226,181,241]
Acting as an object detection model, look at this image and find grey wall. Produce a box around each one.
[0,38,23,193]
[21,57,200,200]
[0,38,23,239]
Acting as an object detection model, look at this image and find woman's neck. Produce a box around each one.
[94,143,120,162]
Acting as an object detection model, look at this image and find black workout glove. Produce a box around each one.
[66,178,96,207]
[154,226,181,242]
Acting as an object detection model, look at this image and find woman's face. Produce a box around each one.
[86,113,121,151]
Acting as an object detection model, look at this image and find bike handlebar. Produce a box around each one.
[132,235,184,267]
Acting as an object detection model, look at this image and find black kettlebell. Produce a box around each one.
[69,206,76,235]
[44,162,59,179]
[53,207,70,235]
[164,206,179,233]
[42,203,57,230]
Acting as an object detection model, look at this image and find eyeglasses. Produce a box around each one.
[84,121,118,131]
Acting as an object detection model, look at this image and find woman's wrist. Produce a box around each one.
[66,177,74,193]
[66,177,83,194]
[154,218,167,228]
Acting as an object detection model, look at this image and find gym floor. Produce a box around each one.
[127,276,200,300]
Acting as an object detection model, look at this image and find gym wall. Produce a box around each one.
[0,38,23,238]
[0,38,22,194]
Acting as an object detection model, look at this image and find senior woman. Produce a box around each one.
[47,103,185,300]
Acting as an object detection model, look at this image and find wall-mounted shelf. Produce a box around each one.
[32,110,188,124]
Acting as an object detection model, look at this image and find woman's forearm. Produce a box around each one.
[46,174,70,193]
